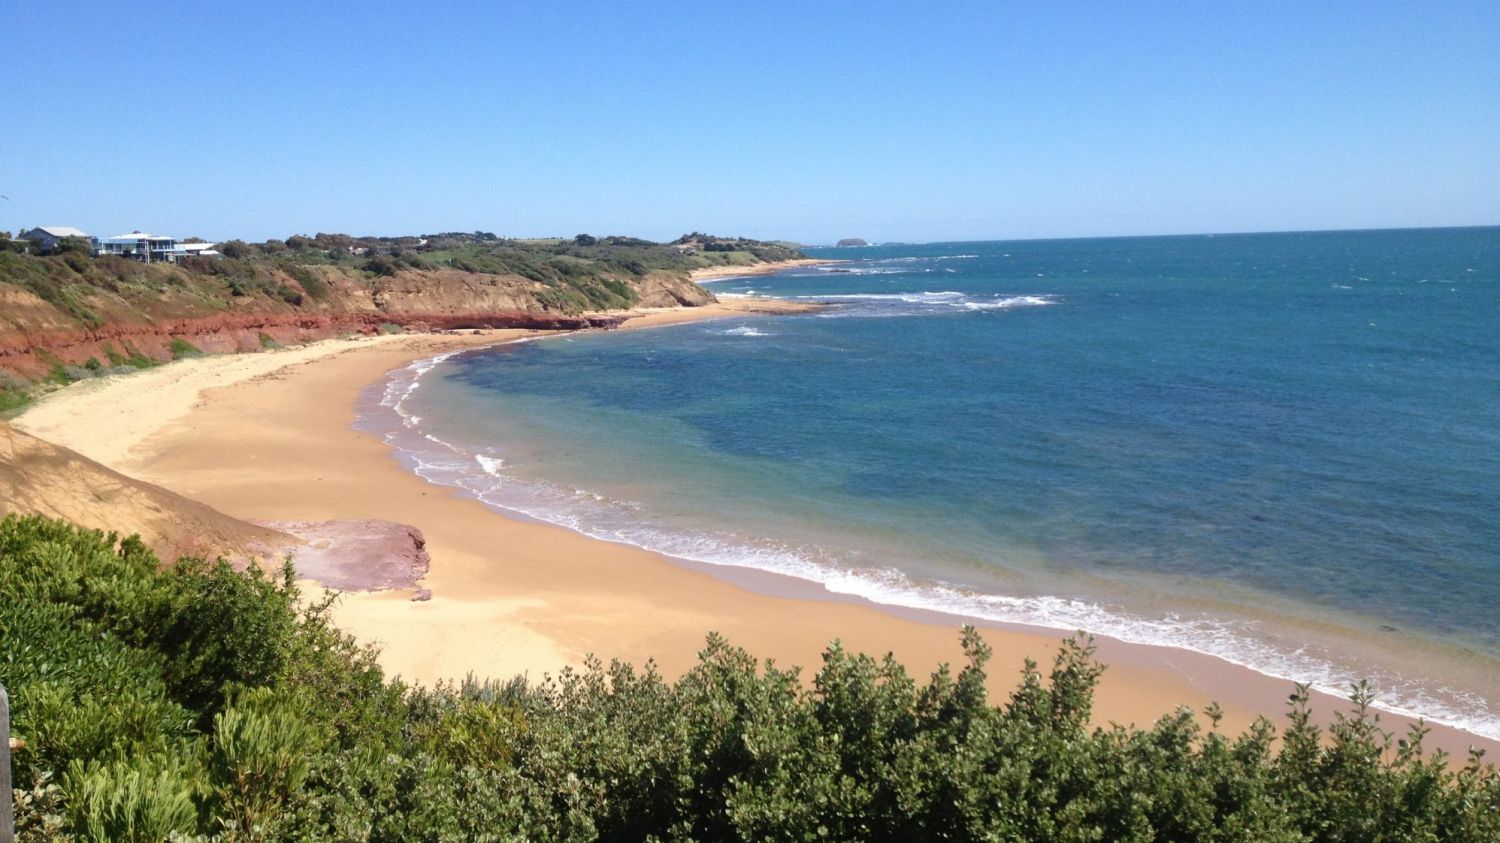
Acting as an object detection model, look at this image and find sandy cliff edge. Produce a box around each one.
[0,419,288,562]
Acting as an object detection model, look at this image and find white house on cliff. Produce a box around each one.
[97,232,220,262]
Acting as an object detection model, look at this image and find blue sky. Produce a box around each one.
[5,1,1497,244]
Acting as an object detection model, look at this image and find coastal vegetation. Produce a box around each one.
[2,514,1496,841]
[0,231,800,414]
[0,230,798,315]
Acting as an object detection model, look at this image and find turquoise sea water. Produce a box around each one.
[362,227,1500,738]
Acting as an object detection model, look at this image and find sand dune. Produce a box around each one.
[0,420,288,562]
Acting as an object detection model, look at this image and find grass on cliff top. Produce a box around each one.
[0,232,800,330]
[1,513,1496,841]
[0,232,802,400]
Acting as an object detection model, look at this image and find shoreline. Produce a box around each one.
[368,332,1500,749]
[14,302,1499,759]
[689,257,838,283]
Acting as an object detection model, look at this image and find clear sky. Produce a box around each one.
[5,1,1497,244]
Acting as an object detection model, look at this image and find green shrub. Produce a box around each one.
[31,349,75,386]
[364,254,401,277]
[121,342,158,369]
[55,236,94,256]
[1,514,1496,841]
[274,283,304,305]
[67,756,199,843]
[209,688,328,838]
[0,388,30,414]
[283,264,333,301]
[11,770,68,841]
[152,558,300,718]
[167,338,201,359]
[0,369,31,414]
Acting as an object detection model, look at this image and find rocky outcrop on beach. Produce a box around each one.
[253,518,433,598]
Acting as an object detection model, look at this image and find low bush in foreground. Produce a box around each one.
[0,515,1496,841]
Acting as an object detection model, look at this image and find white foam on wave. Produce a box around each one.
[964,295,1056,310]
[800,291,1058,317]
[722,325,771,337]
[815,266,909,275]
[807,290,968,302]
[362,339,1500,744]
[875,254,979,264]
[379,347,470,431]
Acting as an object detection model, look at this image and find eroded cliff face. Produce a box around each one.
[631,273,717,308]
[0,265,712,382]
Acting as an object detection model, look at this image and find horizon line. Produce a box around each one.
[5,221,1495,249]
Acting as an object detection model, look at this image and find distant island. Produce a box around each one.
[835,238,869,247]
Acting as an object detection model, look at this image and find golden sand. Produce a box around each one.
[16,302,1496,758]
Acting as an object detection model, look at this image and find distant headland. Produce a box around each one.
[0,229,807,413]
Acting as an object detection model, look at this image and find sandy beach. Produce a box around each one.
[689,258,836,282]
[15,300,1497,760]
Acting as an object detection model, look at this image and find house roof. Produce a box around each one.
[29,226,91,238]
[105,232,174,242]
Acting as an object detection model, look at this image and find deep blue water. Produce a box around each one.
[370,227,1500,737]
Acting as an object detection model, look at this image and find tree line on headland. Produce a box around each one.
[0,229,801,317]
[1,515,1495,841]
[0,232,803,415]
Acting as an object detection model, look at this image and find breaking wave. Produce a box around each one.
[358,342,1500,743]
[800,291,1058,317]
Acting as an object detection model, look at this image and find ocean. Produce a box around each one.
[359,227,1500,740]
